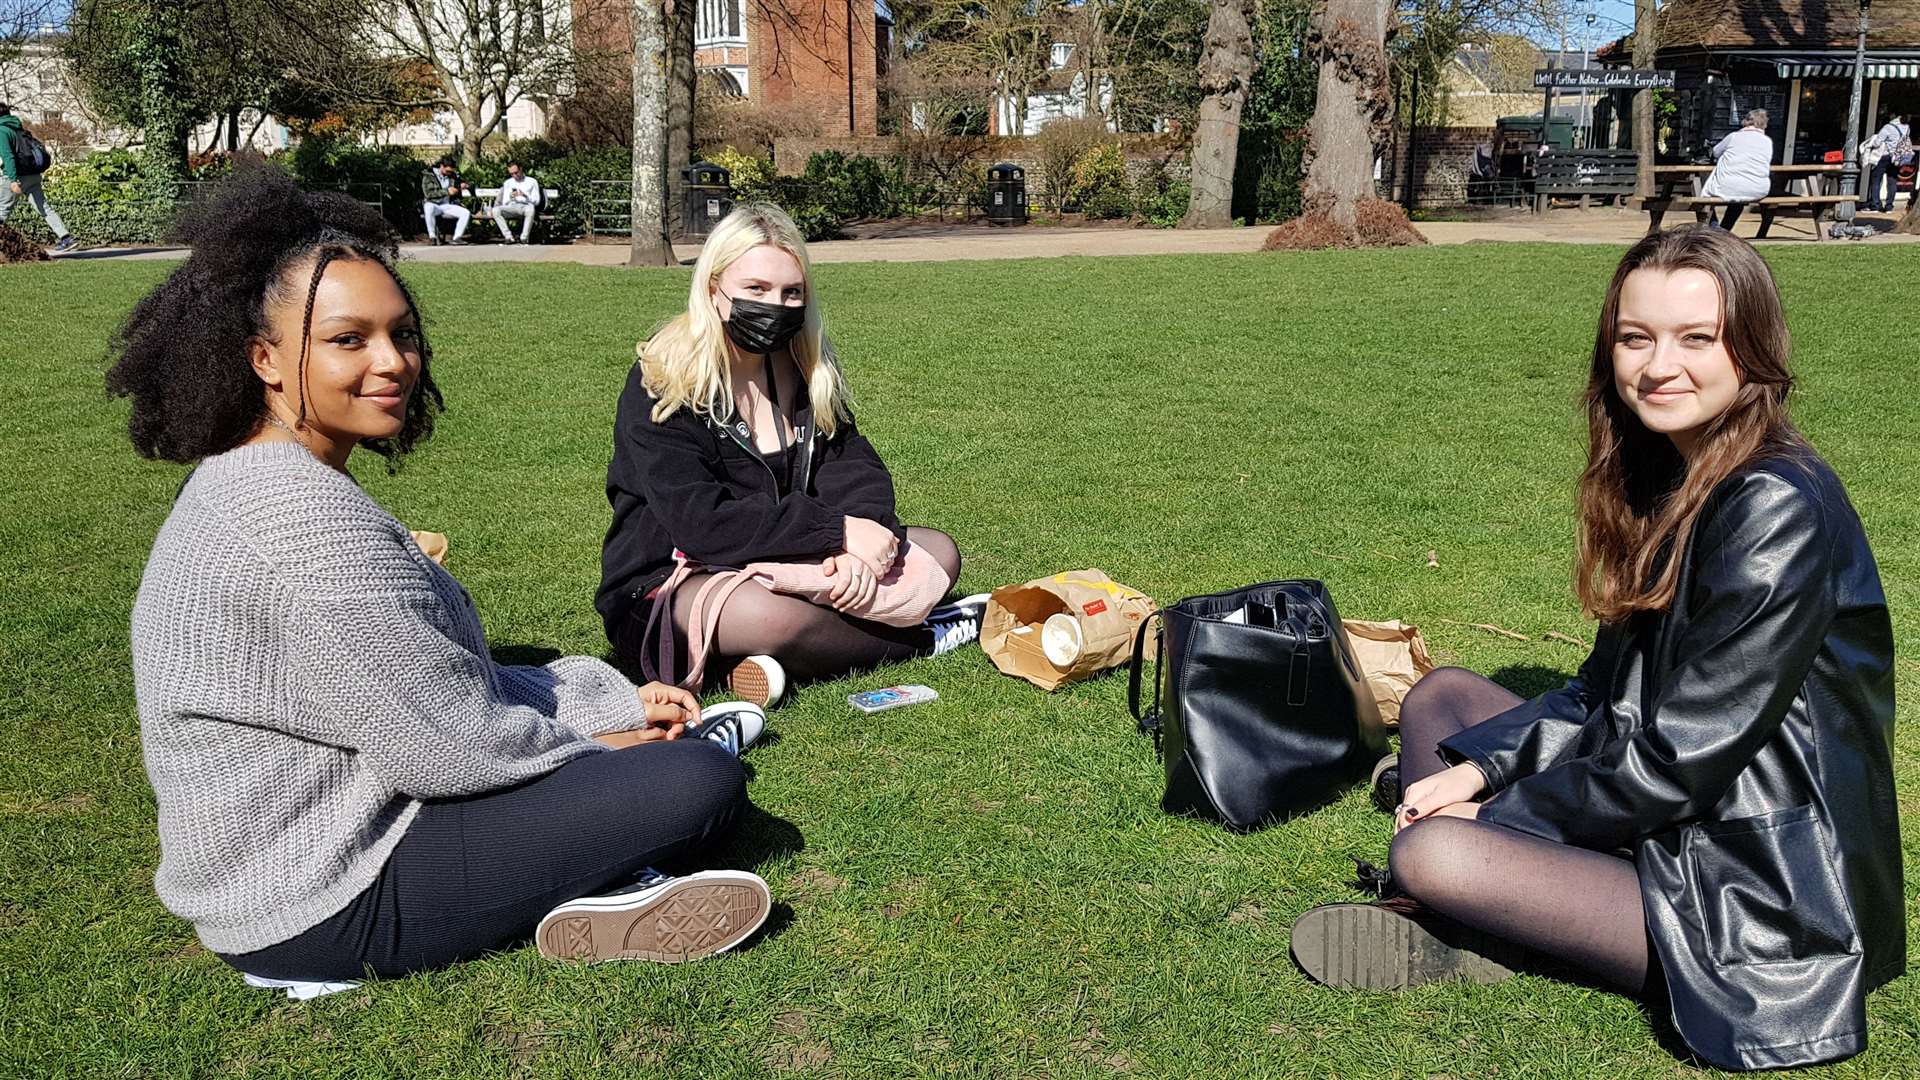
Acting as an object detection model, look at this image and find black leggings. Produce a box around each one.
[219,741,747,981]
[1390,667,1654,994]
[617,526,964,685]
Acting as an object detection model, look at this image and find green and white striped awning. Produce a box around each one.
[1775,59,1920,79]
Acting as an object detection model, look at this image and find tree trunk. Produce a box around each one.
[1631,0,1656,197]
[227,106,241,152]
[629,0,676,267]
[134,1,193,181]
[459,104,490,165]
[666,0,697,239]
[1299,0,1392,236]
[1179,0,1255,228]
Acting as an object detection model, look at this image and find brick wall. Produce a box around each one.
[1383,126,1494,207]
[772,134,1183,192]
[750,0,881,136]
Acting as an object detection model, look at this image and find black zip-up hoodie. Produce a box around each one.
[596,361,905,640]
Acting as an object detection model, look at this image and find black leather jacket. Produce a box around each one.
[1441,453,1902,1071]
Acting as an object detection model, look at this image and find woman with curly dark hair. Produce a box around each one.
[111,169,773,987]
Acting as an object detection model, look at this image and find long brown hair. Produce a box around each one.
[1575,225,1811,623]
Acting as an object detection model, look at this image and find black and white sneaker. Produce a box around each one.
[690,701,766,757]
[926,593,990,656]
[1290,902,1515,990]
[537,868,772,964]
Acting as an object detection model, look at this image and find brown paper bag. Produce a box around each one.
[1342,618,1434,726]
[410,530,449,566]
[983,569,1157,691]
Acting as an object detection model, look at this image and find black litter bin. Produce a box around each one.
[986,162,1027,226]
[682,162,734,239]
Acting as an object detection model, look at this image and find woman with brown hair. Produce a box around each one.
[1289,226,1902,1071]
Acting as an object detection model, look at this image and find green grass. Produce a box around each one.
[2,246,1917,1079]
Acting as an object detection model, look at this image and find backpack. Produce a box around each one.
[9,128,50,176]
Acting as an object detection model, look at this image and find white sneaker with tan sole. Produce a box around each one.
[725,654,786,708]
[536,868,772,964]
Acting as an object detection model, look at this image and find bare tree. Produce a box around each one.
[1,0,65,64]
[630,0,675,266]
[1177,0,1252,227]
[341,0,583,163]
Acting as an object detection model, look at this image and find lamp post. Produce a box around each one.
[1837,0,1871,222]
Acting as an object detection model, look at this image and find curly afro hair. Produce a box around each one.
[106,167,443,466]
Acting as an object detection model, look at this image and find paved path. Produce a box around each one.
[57,206,1919,266]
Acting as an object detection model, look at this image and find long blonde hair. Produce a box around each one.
[638,204,852,434]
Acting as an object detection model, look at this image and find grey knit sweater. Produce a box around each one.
[132,442,649,954]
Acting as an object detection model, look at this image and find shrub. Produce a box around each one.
[801,150,924,220]
[537,146,635,238]
[8,149,181,245]
[1033,117,1112,208]
[1066,144,1131,219]
[710,147,777,202]
[952,159,990,213]
[698,100,823,159]
[281,138,432,234]
[1132,165,1190,229]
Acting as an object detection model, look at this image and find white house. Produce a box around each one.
[991,42,1114,137]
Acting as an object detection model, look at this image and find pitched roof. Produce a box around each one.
[1597,0,1920,59]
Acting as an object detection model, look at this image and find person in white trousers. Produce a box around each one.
[420,160,471,245]
[492,162,542,244]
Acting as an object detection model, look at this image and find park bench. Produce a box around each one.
[474,186,561,241]
[1532,148,1638,211]
[1637,164,1850,240]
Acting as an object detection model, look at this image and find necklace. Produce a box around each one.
[264,413,304,440]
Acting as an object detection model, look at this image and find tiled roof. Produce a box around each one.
[1597,0,1920,59]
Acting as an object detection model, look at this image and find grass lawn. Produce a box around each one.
[2,244,1916,1079]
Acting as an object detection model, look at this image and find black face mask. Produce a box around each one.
[722,295,806,355]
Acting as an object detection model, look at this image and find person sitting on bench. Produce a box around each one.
[491,161,542,244]
[1701,110,1773,231]
[420,159,471,245]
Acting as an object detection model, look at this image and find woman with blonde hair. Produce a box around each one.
[597,205,981,704]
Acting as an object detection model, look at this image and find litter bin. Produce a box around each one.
[682,162,734,239]
[986,162,1027,226]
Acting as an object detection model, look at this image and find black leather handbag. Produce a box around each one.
[1128,579,1389,830]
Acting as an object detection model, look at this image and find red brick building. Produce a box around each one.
[697,0,892,135]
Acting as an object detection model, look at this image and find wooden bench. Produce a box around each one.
[474,186,561,242]
[1533,149,1638,212]
[1638,164,1850,240]
[1639,194,1852,239]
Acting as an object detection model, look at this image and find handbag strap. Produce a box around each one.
[1127,613,1166,747]
[639,559,755,689]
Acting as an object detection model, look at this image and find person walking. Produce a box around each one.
[0,103,77,253]
[419,159,471,245]
[1862,113,1911,213]
[1700,110,1774,231]
[491,161,542,244]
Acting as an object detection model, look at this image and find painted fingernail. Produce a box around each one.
[1405,807,1421,818]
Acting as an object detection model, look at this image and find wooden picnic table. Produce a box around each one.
[1639,164,1852,239]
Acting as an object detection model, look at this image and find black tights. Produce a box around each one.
[1390,667,1654,994]
[651,527,962,685]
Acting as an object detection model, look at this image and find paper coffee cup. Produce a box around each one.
[1041,612,1084,669]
